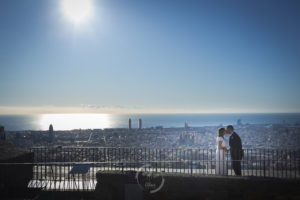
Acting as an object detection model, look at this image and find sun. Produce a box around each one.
[61,0,93,24]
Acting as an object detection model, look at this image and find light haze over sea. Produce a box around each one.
[1,113,300,131]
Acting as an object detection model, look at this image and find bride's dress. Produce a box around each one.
[215,137,228,175]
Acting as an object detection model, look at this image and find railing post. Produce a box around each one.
[263,149,266,178]
[190,149,193,175]
[155,148,158,173]
[289,150,292,179]
[294,150,296,179]
[298,150,300,179]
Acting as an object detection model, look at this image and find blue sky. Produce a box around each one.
[0,0,300,114]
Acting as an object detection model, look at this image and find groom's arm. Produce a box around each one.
[229,136,232,148]
[230,134,243,157]
[236,134,242,149]
[235,134,243,158]
[230,135,240,149]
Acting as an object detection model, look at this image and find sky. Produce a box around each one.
[0,0,300,114]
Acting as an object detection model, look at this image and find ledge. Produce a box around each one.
[95,171,300,200]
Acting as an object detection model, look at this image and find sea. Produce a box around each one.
[1,113,300,131]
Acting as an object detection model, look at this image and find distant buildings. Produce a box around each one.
[179,131,195,146]
[237,119,243,126]
[3,124,300,149]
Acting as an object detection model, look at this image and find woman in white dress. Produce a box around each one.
[215,128,229,175]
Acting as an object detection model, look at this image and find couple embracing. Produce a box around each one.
[216,125,243,176]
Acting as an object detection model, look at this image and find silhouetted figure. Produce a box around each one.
[0,126,5,141]
[227,125,243,176]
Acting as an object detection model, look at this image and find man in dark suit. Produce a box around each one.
[227,125,243,176]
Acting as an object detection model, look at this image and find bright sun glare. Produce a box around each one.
[61,0,93,24]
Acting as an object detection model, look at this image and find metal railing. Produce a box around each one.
[30,147,300,176]
[1,147,299,192]
[31,147,300,178]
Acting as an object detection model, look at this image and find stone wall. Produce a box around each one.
[0,141,34,193]
[95,171,300,200]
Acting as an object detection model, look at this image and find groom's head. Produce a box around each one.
[226,125,234,134]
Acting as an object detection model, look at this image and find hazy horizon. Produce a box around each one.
[2,113,300,131]
[0,106,300,115]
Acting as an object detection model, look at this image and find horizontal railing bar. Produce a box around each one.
[0,160,298,165]
[29,147,300,150]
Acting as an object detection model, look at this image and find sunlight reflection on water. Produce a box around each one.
[39,114,113,130]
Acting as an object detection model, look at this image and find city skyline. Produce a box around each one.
[1,0,300,114]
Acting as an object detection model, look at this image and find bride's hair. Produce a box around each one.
[218,128,226,137]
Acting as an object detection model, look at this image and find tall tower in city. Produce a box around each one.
[49,124,54,142]
[128,118,132,129]
[184,122,189,129]
[138,119,142,129]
